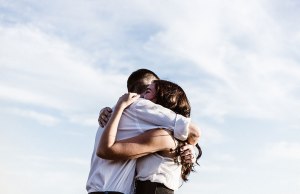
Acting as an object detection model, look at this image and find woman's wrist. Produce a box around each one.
[115,102,127,111]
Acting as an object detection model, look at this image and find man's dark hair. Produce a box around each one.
[127,69,159,94]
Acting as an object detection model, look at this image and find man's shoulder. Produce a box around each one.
[131,98,158,109]
[131,98,153,106]
[130,98,172,114]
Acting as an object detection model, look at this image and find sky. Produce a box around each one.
[0,0,300,194]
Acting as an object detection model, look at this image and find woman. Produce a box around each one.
[98,80,201,194]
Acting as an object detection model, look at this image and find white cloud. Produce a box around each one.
[139,0,300,124]
[0,167,86,194]
[262,141,300,161]
[200,124,226,144]
[68,113,97,127]
[6,107,60,126]
[0,152,88,194]
[212,153,236,162]
[1,1,300,194]
[0,25,127,120]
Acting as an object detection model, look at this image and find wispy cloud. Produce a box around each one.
[6,107,60,126]
[261,141,300,161]
[199,124,226,144]
[0,24,127,127]
[139,0,300,124]
[1,1,300,194]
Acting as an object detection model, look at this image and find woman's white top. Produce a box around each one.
[136,152,183,190]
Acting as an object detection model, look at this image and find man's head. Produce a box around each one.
[127,68,159,94]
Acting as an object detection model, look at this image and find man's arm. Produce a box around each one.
[98,99,192,141]
[187,123,201,145]
[97,97,200,162]
[132,98,191,141]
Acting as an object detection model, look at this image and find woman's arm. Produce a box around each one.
[97,128,176,160]
[97,93,139,157]
[97,93,200,160]
[96,93,176,160]
[97,124,199,160]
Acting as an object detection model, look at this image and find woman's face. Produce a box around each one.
[142,83,156,102]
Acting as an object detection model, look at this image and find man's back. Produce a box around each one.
[86,126,136,194]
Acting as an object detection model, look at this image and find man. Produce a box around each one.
[86,69,198,194]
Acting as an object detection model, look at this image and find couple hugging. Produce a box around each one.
[86,69,202,194]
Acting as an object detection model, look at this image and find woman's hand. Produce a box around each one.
[116,93,140,110]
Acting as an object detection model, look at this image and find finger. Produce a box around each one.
[103,108,112,116]
[180,156,194,164]
[180,150,196,163]
[99,110,105,125]
[180,144,193,152]
[99,107,106,115]
[98,117,102,127]
[101,114,108,122]
[101,118,109,127]
[181,159,193,164]
[100,107,111,115]
[99,114,107,127]
[98,113,102,125]
[103,110,109,118]
[100,122,104,128]
[105,107,112,113]
[181,153,192,160]
[180,156,193,164]
[182,154,193,160]
[180,149,191,156]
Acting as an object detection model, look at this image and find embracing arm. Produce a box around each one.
[96,93,199,160]
[97,120,199,160]
[97,124,199,160]
[133,99,191,141]
[97,128,176,160]
[97,93,139,159]
[96,93,176,160]
[187,123,201,145]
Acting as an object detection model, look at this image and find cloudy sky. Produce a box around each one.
[1,0,300,194]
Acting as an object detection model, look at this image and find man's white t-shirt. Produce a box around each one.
[86,98,190,194]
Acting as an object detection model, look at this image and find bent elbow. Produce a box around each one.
[96,147,110,159]
[187,124,201,145]
[193,128,201,139]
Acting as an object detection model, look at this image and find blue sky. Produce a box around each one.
[1,0,300,194]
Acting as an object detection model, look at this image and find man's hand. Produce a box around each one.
[98,107,112,127]
[180,143,196,164]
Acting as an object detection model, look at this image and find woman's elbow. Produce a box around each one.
[96,146,110,159]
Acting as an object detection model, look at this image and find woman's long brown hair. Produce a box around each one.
[152,80,201,181]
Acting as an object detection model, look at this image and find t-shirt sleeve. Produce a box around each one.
[132,99,190,141]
